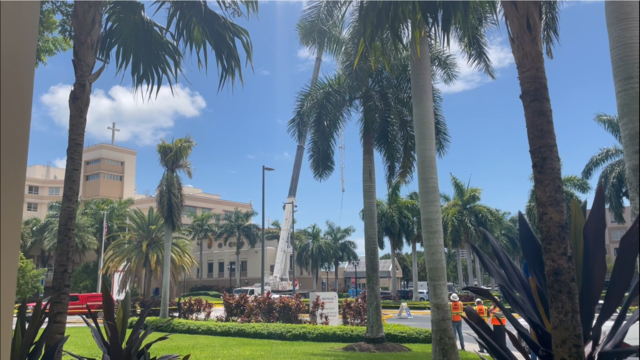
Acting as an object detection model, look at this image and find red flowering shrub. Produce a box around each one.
[179,297,214,320]
[309,295,329,325]
[341,292,367,326]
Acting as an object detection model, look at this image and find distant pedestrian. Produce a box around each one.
[489,301,507,347]
[450,293,465,351]
[474,298,488,353]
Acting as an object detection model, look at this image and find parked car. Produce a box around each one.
[26,293,103,316]
[417,290,428,301]
[397,289,414,300]
[380,291,393,300]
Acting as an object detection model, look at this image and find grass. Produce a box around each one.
[175,296,222,303]
[60,327,482,359]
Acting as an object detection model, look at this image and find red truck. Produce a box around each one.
[27,293,103,315]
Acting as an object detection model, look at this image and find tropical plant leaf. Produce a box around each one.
[602,276,639,348]
[517,213,547,297]
[570,199,585,291]
[580,185,607,343]
[506,328,532,360]
[603,308,639,351]
[40,335,69,360]
[462,306,518,360]
[116,290,131,345]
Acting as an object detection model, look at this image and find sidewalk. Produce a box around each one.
[463,343,526,360]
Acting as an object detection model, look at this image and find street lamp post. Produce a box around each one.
[97,210,107,293]
[261,166,274,296]
[352,259,360,296]
[228,263,235,288]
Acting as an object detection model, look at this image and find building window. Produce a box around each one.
[86,173,100,181]
[27,203,38,212]
[201,208,211,214]
[48,187,60,196]
[28,186,39,195]
[183,206,197,216]
[103,173,123,181]
[611,229,626,241]
[224,210,233,217]
[104,159,123,166]
[86,159,101,165]
[218,262,225,274]
[614,248,619,257]
[207,262,214,274]
[241,261,247,272]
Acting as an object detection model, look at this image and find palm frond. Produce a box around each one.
[582,146,624,180]
[594,113,621,143]
[297,0,349,58]
[541,0,561,59]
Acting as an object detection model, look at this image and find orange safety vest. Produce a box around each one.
[490,308,507,326]
[475,305,487,320]
[450,301,463,322]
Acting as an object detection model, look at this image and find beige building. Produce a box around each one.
[588,206,634,262]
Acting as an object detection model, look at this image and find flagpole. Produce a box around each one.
[97,211,107,293]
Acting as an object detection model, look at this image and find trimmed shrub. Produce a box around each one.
[132,318,432,344]
[179,297,214,320]
[180,291,222,299]
[218,292,308,324]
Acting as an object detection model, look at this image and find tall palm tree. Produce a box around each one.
[42,206,98,268]
[290,19,456,343]
[525,173,591,238]
[441,174,497,290]
[21,217,43,255]
[217,208,260,287]
[605,1,639,221]
[156,135,196,319]
[48,1,256,348]
[500,1,587,354]
[82,197,136,257]
[582,114,628,223]
[376,182,414,296]
[186,212,221,286]
[324,221,358,292]
[104,207,196,299]
[354,2,496,353]
[296,224,332,292]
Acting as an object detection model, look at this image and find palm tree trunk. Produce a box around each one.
[334,260,340,293]
[235,250,241,287]
[606,1,639,220]
[45,2,104,355]
[311,268,317,292]
[198,239,203,286]
[465,242,474,287]
[456,247,464,289]
[410,29,459,359]
[475,253,483,287]
[502,2,584,357]
[412,240,419,301]
[389,245,398,296]
[144,265,151,300]
[160,224,172,319]
[362,130,385,343]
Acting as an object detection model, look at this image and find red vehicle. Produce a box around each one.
[27,293,103,315]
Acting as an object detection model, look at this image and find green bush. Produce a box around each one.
[132,318,432,344]
[337,293,349,299]
[181,291,222,298]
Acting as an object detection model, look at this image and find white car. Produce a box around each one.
[417,290,428,302]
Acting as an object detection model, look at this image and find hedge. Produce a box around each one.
[180,291,222,298]
[131,317,432,344]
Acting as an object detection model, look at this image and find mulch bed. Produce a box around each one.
[342,342,412,353]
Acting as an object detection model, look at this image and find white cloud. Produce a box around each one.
[40,84,207,146]
[247,154,255,159]
[437,37,514,94]
[284,151,290,158]
[352,238,365,255]
[259,69,271,76]
[53,157,66,169]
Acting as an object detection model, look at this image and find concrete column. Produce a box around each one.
[1,2,41,358]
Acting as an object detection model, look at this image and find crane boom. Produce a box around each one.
[267,197,295,290]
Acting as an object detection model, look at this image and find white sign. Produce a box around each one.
[395,302,412,319]
[309,292,340,326]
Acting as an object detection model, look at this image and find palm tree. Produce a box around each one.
[217,208,260,287]
[82,197,136,256]
[605,1,639,221]
[290,19,456,343]
[42,206,98,268]
[324,221,358,292]
[376,182,415,296]
[21,217,43,255]
[104,208,196,299]
[500,1,587,354]
[354,2,496,353]
[48,1,257,348]
[156,135,196,319]
[582,114,628,223]
[441,174,497,290]
[296,224,332,292]
[186,212,221,286]
[525,173,591,238]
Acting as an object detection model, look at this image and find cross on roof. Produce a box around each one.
[107,122,120,145]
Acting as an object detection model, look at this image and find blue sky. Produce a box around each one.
[28,1,619,255]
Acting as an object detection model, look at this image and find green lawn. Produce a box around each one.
[61,327,481,359]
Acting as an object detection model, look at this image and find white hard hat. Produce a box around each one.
[450,293,459,301]
[476,298,483,304]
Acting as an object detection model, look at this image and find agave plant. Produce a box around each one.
[11,299,68,360]
[462,185,639,360]
[66,280,189,360]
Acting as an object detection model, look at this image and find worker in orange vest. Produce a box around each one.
[489,301,507,347]
[475,299,488,353]
[450,293,465,351]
